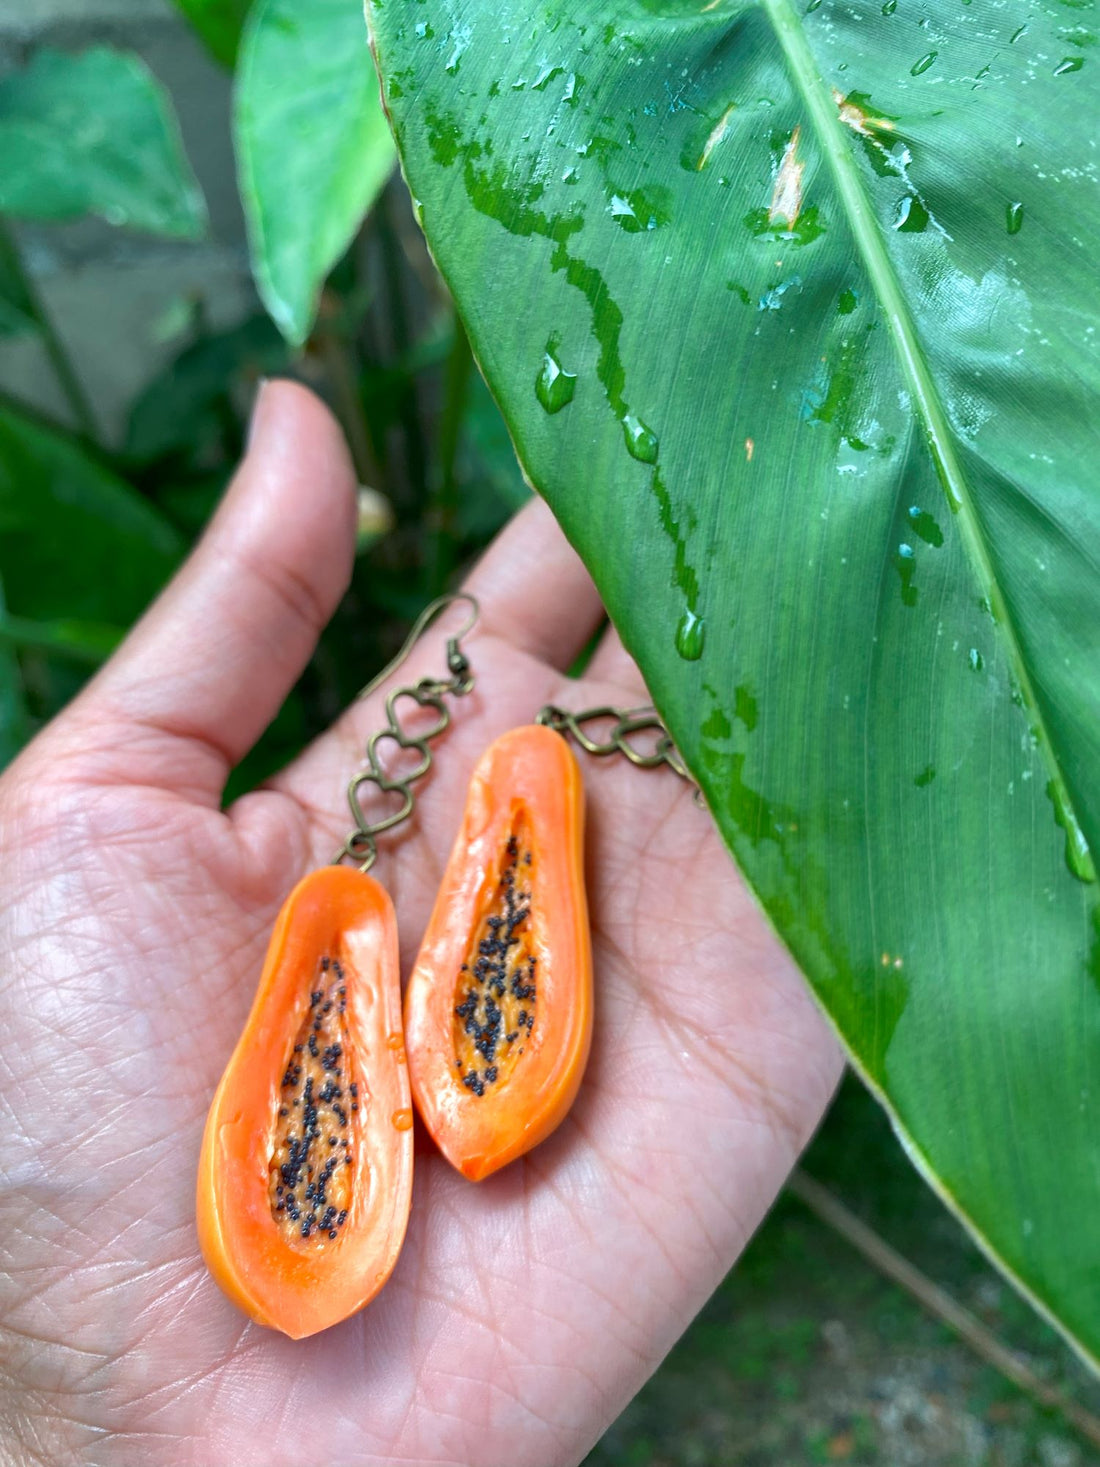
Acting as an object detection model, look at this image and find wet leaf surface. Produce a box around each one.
[370,0,1100,1363]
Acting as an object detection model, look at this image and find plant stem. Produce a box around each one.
[0,218,99,442]
[312,288,380,489]
[376,186,428,506]
[788,1169,1100,1451]
[428,313,473,592]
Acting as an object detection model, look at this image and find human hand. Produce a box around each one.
[0,381,842,1467]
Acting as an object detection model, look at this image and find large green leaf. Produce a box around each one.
[171,0,251,69]
[0,404,183,627]
[0,48,206,238]
[368,0,1100,1363]
[235,0,397,345]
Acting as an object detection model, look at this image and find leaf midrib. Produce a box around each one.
[758,0,1090,872]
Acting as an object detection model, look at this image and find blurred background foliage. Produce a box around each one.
[1,3,1099,1462]
[0,0,528,791]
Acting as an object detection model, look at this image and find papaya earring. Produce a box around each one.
[197,593,479,1339]
[404,702,695,1182]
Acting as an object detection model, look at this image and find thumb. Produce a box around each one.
[51,380,358,804]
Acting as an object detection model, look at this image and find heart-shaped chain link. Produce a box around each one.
[333,592,478,872]
[535,703,700,797]
[332,592,701,873]
[336,683,454,872]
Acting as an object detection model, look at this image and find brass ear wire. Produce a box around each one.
[336,592,480,873]
[355,590,479,704]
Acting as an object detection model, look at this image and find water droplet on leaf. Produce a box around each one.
[532,64,563,91]
[622,413,659,462]
[759,276,802,311]
[907,505,944,546]
[893,545,918,605]
[911,51,938,75]
[1006,200,1024,234]
[536,345,577,414]
[675,610,706,661]
[894,194,929,232]
[1047,781,1097,883]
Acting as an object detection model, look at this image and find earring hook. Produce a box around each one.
[356,590,480,704]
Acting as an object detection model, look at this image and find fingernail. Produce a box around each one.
[246,377,272,451]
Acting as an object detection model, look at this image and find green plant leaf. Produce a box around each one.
[0,47,206,238]
[368,1,1100,1365]
[235,0,397,345]
[0,612,123,666]
[0,403,183,627]
[171,0,251,69]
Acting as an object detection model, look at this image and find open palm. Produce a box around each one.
[0,383,841,1467]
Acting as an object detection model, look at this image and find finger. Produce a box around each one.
[59,380,357,802]
[464,495,605,670]
[584,622,649,699]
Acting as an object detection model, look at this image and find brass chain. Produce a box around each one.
[335,594,477,873]
[535,703,699,794]
[336,595,701,873]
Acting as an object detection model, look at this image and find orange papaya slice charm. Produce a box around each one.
[197,866,412,1338]
[405,724,593,1181]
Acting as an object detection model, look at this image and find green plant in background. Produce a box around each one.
[3,0,1100,1450]
[0,1,526,790]
[236,0,396,344]
[172,0,251,69]
[0,45,201,761]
